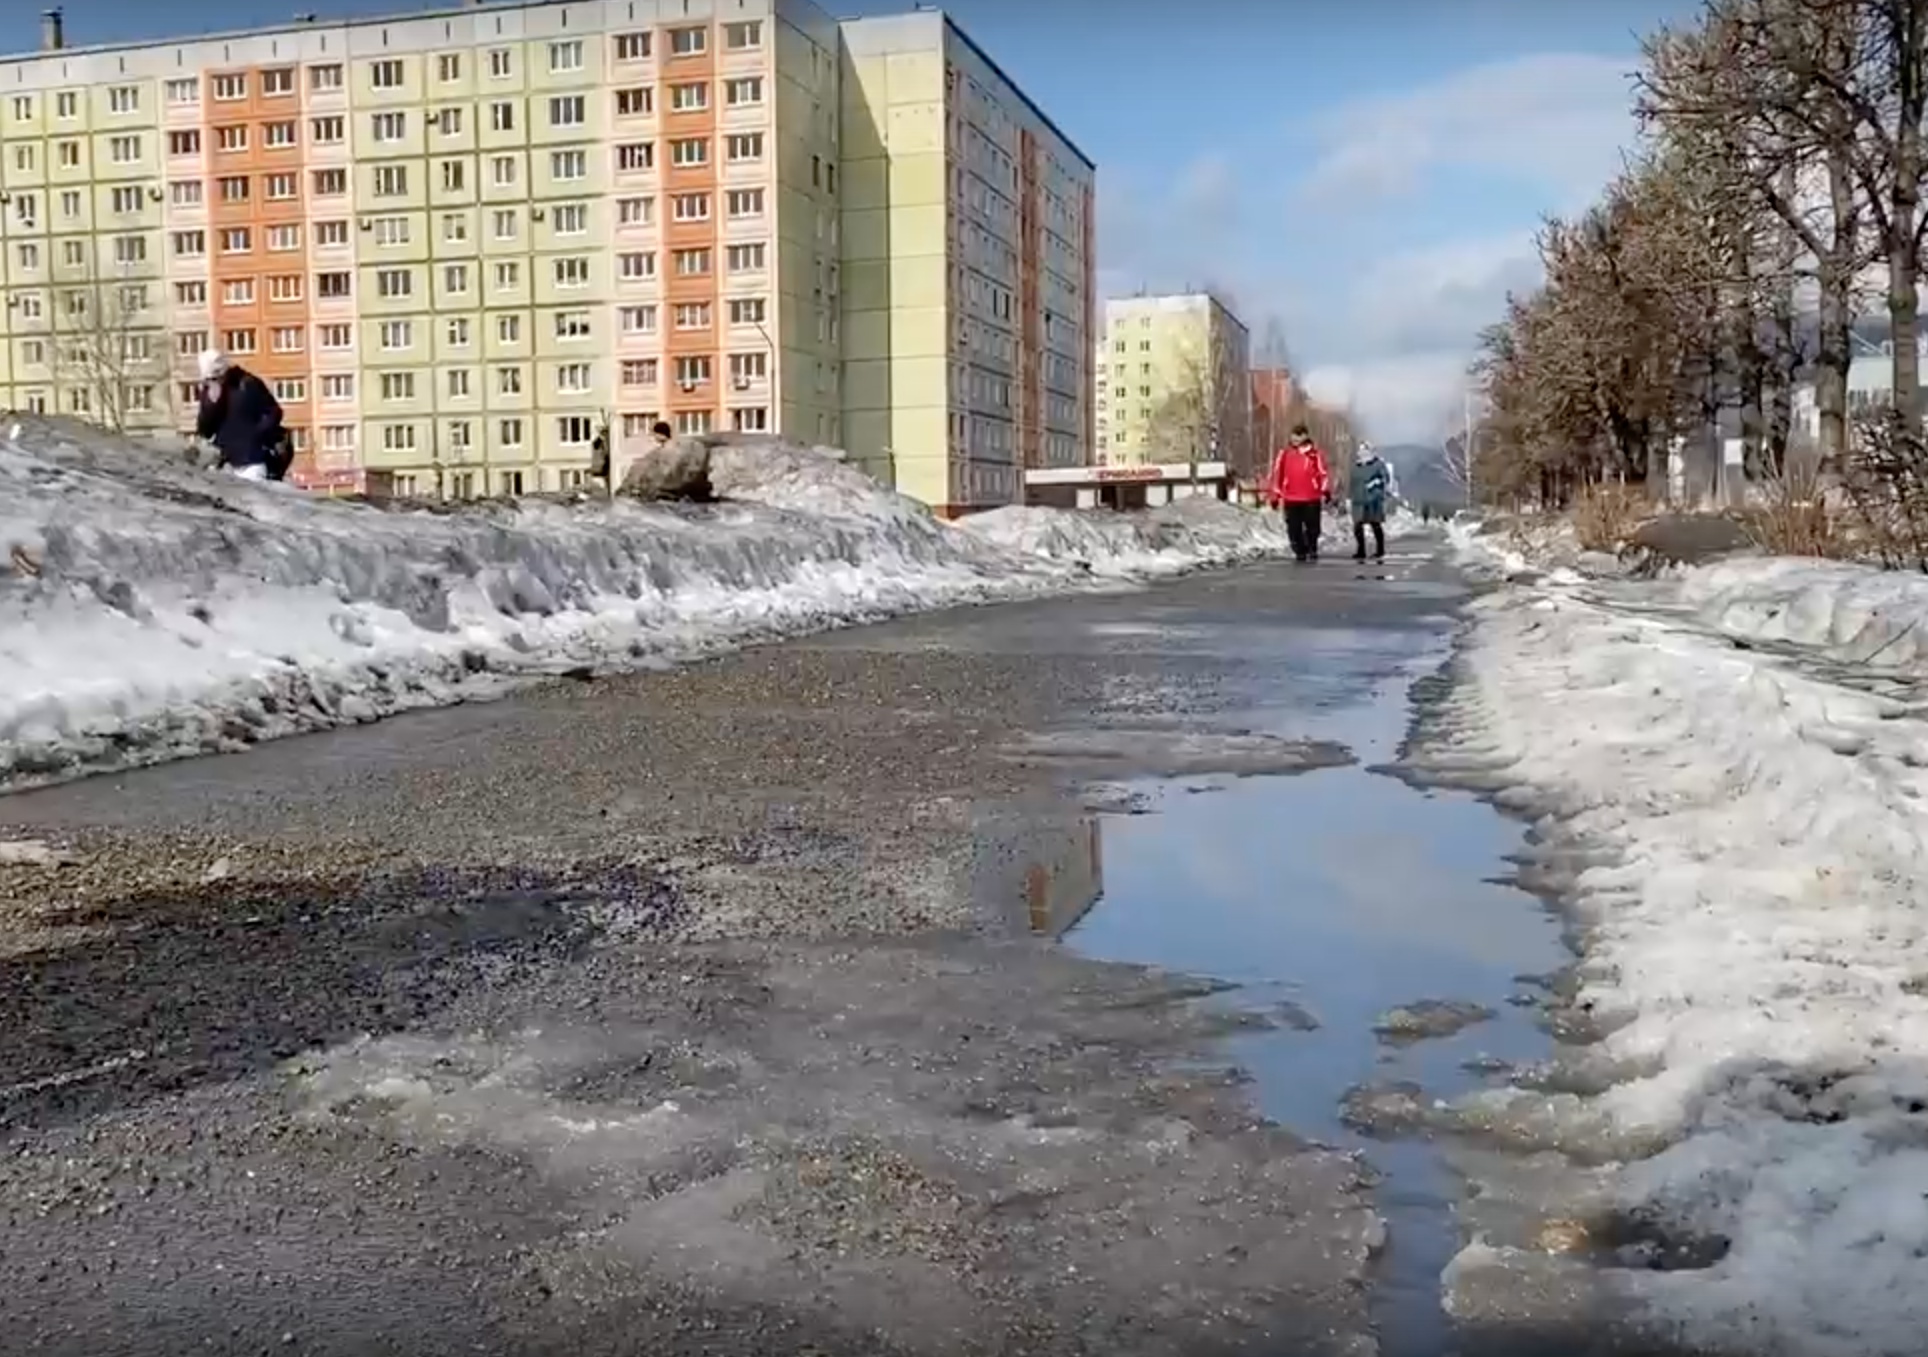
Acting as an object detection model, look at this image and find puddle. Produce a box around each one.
[1062,627,1569,1357]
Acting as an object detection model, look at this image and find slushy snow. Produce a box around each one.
[1441,523,1928,1355]
[0,420,1304,791]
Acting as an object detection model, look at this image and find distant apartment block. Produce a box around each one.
[1098,292,1250,472]
[839,11,1094,514]
[0,1,1089,509]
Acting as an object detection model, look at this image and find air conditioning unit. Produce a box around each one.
[732,376,750,391]
[678,380,696,393]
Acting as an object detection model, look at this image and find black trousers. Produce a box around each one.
[1283,502,1322,559]
[1353,519,1385,559]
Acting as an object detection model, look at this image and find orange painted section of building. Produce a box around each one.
[203,62,313,467]
[660,32,720,423]
[1249,367,1297,485]
[1016,128,1042,470]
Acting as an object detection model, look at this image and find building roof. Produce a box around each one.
[933,11,1093,171]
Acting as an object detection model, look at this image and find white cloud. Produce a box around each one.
[1299,52,1638,209]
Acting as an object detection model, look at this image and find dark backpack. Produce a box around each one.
[264,431,295,482]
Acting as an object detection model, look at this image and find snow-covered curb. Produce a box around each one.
[1681,555,1928,672]
[1424,561,1928,1355]
[1,425,1313,791]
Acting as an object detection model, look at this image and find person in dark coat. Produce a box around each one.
[194,349,285,482]
[1348,443,1396,562]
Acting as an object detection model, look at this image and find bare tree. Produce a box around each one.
[50,257,164,436]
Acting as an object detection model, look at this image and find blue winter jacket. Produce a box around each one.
[1350,456,1393,522]
[195,367,284,470]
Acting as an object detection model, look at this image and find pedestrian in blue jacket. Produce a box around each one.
[1349,443,1396,562]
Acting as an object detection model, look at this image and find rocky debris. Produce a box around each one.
[1339,1080,1447,1137]
[1371,997,1496,1043]
[618,436,714,502]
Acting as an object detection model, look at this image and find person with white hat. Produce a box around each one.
[193,348,286,482]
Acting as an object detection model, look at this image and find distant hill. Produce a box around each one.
[1376,443,1466,508]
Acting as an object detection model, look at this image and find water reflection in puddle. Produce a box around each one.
[1062,637,1568,1357]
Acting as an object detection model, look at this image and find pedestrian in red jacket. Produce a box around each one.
[1265,425,1332,562]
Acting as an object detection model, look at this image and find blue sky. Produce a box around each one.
[4,0,1695,443]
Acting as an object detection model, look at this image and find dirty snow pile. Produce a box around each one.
[0,420,1294,790]
[1437,550,1928,1355]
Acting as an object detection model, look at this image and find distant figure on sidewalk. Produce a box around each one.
[1266,425,1331,562]
[1349,442,1395,562]
[194,349,285,483]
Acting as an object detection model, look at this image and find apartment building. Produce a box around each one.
[0,2,1088,510]
[0,0,843,496]
[1099,292,1251,471]
[839,11,1095,515]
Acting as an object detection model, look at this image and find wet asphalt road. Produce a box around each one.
[0,548,1521,1357]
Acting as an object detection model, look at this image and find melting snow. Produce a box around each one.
[0,421,1310,791]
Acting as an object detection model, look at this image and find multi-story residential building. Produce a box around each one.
[1099,292,1251,473]
[839,11,1095,515]
[0,2,1087,510]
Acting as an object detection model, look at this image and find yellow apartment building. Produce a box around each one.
[0,0,1085,507]
[1099,292,1251,470]
[838,11,1095,515]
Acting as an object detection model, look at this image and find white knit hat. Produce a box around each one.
[197,349,231,382]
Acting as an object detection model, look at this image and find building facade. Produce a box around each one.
[839,11,1094,515]
[1098,292,1250,472]
[0,1,1081,507]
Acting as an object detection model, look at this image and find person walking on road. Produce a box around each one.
[1266,425,1331,563]
[1349,442,1395,563]
[194,349,286,483]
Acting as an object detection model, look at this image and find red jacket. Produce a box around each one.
[1266,445,1330,505]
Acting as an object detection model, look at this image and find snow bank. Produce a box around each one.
[0,421,1297,791]
[1680,555,1928,672]
[1439,576,1928,1355]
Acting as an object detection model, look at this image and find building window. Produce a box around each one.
[671,192,709,222]
[617,143,654,172]
[272,378,306,403]
[221,279,255,306]
[675,410,712,435]
[436,107,463,136]
[444,263,471,294]
[674,302,711,330]
[218,175,250,203]
[489,49,512,79]
[499,419,524,450]
[379,320,413,352]
[553,203,588,235]
[382,424,417,453]
[617,196,655,225]
[673,356,711,388]
[376,268,413,299]
[728,297,766,325]
[268,224,302,251]
[266,172,297,199]
[108,86,140,114]
[557,366,592,396]
[551,150,587,181]
[725,77,763,106]
[673,248,711,276]
[670,138,708,167]
[272,326,304,353]
[670,26,707,56]
[497,314,522,344]
[373,216,409,246]
[372,112,406,143]
[442,160,465,192]
[490,102,516,132]
[726,188,765,219]
[269,275,303,301]
[319,325,353,352]
[618,252,656,280]
[549,95,585,128]
[219,227,251,254]
[322,375,355,401]
[447,317,472,347]
[165,78,199,105]
[447,369,471,398]
[175,281,207,307]
[732,406,769,432]
[168,130,201,157]
[553,257,590,289]
[262,67,295,97]
[374,165,408,197]
[621,359,658,386]
[313,168,348,196]
[309,64,344,92]
[616,88,652,116]
[110,185,142,214]
[316,271,352,299]
[55,91,76,119]
[549,41,584,73]
[172,230,207,259]
[670,83,707,112]
[438,53,462,82]
[615,32,651,60]
[725,21,762,48]
[730,352,768,383]
[558,414,594,445]
[370,60,405,90]
[224,328,257,355]
[726,133,764,162]
[491,155,518,187]
[215,125,247,151]
[316,220,349,246]
[619,305,657,335]
[494,261,521,290]
[211,73,247,101]
[381,372,417,402]
[554,310,592,340]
